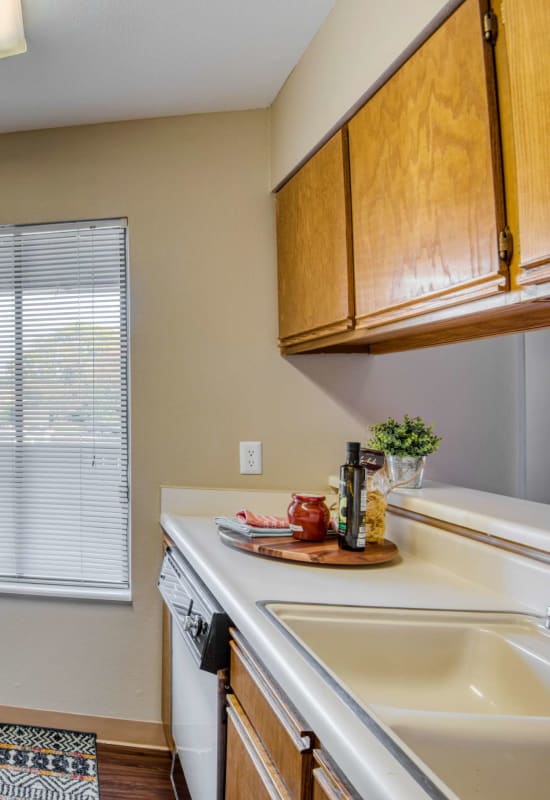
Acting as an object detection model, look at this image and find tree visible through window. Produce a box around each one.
[0,220,129,594]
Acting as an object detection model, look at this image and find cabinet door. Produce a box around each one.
[312,750,363,800]
[348,0,507,330]
[276,130,354,349]
[494,0,550,287]
[229,634,313,799]
[226,694,293,800]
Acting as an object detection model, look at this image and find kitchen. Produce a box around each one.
[0,0,549,799]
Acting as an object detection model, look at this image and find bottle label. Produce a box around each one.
[359,481,367,541]
[289,524,303,532]
[360,448,386,471]
[338,478,347,532]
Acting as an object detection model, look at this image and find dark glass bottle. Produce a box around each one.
[338,442,367,551]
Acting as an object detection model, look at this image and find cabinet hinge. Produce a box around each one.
[483,9,498,43]
[498,226,513,264]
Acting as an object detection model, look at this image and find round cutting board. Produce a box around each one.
[218,531,398,566]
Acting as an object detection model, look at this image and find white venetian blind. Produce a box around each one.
[0,219,129,594]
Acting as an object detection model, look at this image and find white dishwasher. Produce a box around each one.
[158,545,231,800]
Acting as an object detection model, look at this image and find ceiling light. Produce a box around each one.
[0,0,27,59]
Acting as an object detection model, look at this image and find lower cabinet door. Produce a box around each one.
[312,750,362,800]
[312,768,334,800]
[229,634,314,799]
[225,694,293,800]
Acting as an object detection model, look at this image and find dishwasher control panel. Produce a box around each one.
[158,547,231,674]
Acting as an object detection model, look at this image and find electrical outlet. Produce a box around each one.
[239,441,262,475]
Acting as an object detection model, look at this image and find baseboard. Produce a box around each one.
[0,705,168,751]
[96,742,172,760]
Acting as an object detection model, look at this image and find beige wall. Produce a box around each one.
[270,0,452,186]
[525,330,550,503]
[0,111,372,721]
[0,3,545,720]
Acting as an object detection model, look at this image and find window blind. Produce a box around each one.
[0,219,129,595]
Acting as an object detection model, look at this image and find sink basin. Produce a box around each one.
[264,604,550,716]
[389,713,550,800]
[263,603,550,799]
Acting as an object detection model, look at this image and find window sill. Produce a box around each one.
[0,582,132,602]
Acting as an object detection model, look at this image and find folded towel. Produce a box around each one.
[236,509,289,528]
[214,516,292,538]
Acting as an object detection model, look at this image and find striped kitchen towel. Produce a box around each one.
[236,509,289,528]
[214,514,291,538]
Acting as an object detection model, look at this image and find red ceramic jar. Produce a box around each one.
[288,493,330,541]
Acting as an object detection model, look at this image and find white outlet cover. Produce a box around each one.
[240,441,262,475]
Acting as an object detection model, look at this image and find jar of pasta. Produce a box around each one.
[360,448,387,544]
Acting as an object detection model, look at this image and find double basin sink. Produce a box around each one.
[264,603,550,799]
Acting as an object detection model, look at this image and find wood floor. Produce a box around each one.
[97,744,189,799]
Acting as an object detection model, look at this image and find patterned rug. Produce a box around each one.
[0,724,98,799]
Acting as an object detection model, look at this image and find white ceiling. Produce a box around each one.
[0,0,335,133]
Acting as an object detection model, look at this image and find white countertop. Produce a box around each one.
[160,486,550,800]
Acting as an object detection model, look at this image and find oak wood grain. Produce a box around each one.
[276,130,354,346]
[229,636,314,799]
[219,531,398,566]
[225,694,293,800]
[96,744,181,800]
[312,750,363,800]
[280,283,550,355]
[348,0,506,328]
[494,0,550,286]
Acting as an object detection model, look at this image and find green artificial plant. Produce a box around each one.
[366,415,442,458]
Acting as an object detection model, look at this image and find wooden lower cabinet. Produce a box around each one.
[225,631,363,800]
[226,694,293,800]
[312,750,362,800]
[227,630,314,799]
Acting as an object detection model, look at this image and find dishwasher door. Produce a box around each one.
[171,617,227,800]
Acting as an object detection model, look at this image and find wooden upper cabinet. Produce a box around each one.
[276,130,354,348]
[348,0,507,329]
[494,0,550,287]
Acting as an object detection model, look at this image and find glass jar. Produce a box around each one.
[360,449,388,544]
[288,493,330,541]
[365,469,388,543]
[386,454,426,488]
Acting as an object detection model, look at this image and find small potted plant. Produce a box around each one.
[366,415,442,488]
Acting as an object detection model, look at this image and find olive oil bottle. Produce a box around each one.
[338,442,367,551]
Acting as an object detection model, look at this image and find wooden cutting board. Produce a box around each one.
[218,530,398,566]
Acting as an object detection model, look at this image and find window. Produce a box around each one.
[0,219,130,600]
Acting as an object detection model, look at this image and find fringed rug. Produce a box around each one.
[0,724,98,800]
